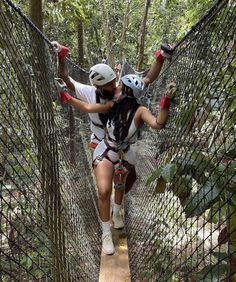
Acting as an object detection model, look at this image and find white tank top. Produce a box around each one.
[105,119,137,149]
[93,113,138,165]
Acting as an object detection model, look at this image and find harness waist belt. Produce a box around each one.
[104,139,130,153]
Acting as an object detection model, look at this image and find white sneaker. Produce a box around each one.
[102,233,115,255]
[113,213,124,229]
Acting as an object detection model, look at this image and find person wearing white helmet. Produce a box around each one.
[51,41,117,149]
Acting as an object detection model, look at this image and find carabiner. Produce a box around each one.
[54,77,67,92]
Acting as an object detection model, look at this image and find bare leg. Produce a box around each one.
[94,159,114,222]
[94,159,115,254]
[112,172,127,230]
[114,189,124,205]
[113,171,128,204]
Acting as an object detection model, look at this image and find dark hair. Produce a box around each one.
[108,96,139,142]
[95,89,113,126]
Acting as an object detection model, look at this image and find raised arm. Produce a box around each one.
[68,97,114,113]
[138,106,169,129]
[137,82,177,129]
[55,78,114,113]
[51,41,75,92]
[143,44,174,87]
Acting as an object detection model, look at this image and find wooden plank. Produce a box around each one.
[99,225,131,282]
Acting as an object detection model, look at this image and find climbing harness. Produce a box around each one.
[88,134,103,150]
[88,142,98,150]
[87,91,109,150]
[113,151,132,190]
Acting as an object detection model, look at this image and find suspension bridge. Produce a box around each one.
[0,0,235,281]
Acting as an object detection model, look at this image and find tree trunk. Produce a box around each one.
[136,0,151,71]
[93,25,103,61]
[119,0,132,61]
[29,0,43,31]
[101,0,114,65]
[77,20,85,68]
[84,37,93,66]
[28,1,66,279]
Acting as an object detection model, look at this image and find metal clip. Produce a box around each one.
[54,78,67,92]
[51,41,61,53]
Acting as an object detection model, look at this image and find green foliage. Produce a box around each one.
[146,162,177,194]
[147,148,236,219]
[11,0,215,68]
[184,176,222,217]
[207,202,227,224]
[194,263,228,282]
[146,163,177,186]
[155,176,166,193]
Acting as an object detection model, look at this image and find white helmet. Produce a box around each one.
[121,74,145,98]
[89,64,116,86]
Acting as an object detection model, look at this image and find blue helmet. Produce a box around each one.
[121,74,145,99]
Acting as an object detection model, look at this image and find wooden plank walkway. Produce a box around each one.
[99,225,131,282]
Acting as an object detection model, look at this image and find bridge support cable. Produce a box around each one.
[124,0,236,281]
[1,1,101,281]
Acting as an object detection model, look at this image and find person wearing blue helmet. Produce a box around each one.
[56,72,176,255]
[92,75,177,255]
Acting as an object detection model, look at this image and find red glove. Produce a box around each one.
[160,96,171,110]
[60,91,72,104]
[51,41,69,59]
[58,46,69,59]
[155,50,165,65]
[155,44,174,65]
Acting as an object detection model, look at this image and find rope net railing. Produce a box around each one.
[0,1,101,281]
[124,0,236,281]
[0,0,235,282]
